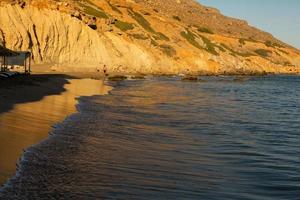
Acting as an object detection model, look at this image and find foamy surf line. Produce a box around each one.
[0,78,112,191]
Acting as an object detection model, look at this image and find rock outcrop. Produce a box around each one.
[0,0,299,75]
[0,4,157,73]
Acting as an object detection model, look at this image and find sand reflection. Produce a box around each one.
[0,78,111,185]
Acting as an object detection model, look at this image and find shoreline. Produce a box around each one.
[0,73,112,186]
[0,71,299,187]
[0,75,299,199]
[30,63,300,77]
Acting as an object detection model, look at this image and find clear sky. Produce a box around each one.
[198,0,300,49]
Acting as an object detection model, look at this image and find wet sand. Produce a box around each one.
[0,74,112,185]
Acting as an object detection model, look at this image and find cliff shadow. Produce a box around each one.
[0,74,76,115]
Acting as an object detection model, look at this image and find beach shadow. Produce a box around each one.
[0,74,76,115]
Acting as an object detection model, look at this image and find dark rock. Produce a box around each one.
[108,75,127,81]
[181,76,198,81]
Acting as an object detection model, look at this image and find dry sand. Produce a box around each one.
[0,69,112,185]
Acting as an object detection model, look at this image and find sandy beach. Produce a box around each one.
[0,69,112,185]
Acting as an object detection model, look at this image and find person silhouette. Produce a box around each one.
[103,65,108,76]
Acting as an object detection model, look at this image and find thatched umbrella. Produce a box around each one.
[0,46,19,72]
[0,45,19,56]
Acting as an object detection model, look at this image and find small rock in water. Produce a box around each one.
[181,76,198,82]
[233,76,248,82]
[108,75,127,81]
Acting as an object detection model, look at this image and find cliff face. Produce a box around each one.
[0,0,300,75]
[0,4,162,73]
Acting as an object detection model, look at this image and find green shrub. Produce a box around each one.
[151,39,158,46]
[236,52,255,57]
[142,12,151,16]
[128,8,156,33]
[247,37,258,43]
[108,1,122,14]
[128,8,169,41]
[181,29,220,55]
[255,49,272,57]
[265,40,284,48]
[220,43,236,56]
[265,40,273,47]
[217,45,226,52]
[154,32,169,41]
[221,43,254,57]
[238,37,258,44]
[114,20,134,31]
[239,38,246,45]
[197,27,214,34]
[283,61,293,66]
[78,0,97,7]
[180,29,202,49]
[278,48,289,54]
[198,35,219,56]
[173,15,181,21]
[78,2,108,19]
[130,34,149,40]
[159,44,176,57]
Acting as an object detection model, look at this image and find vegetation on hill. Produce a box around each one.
[180,29,202,50]
[77,1,108,19]
[197,27,214,34]
[0,0,299,74]
[115,20,134,32]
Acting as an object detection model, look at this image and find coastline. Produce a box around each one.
[0,67,299,189]
[0,72,112,186]
[1,75,299,199]
[31,63,300,77]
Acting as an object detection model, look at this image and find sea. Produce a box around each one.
[0,75,300,199]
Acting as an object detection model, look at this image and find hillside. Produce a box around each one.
[0,0,300,74]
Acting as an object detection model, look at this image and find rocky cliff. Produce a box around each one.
[0,0,300,74]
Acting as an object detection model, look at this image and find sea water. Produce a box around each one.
[0,76,299,199]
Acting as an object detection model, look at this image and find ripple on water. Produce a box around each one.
[0,78,111,186]
[1,76,300,200]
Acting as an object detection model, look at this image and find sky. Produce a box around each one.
[198,0,300,49]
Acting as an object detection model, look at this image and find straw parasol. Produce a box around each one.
[0,46,19,56]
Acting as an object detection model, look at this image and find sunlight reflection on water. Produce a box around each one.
[0,79,111,184]
[1,76,300,200]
